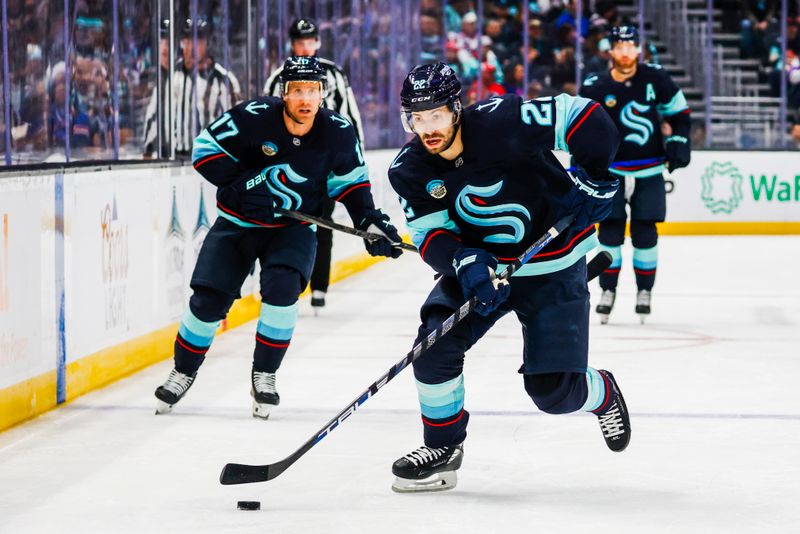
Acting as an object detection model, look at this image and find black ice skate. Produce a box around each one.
[251,368,280,419]
[635,289,651,324]
[596,289,616,324]
[310,290,326,316]
[154,369,197,414]
[594,370,631,452]
[391,444,463,493]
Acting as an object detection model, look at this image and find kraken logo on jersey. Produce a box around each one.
[264,164,309,211]
[455,182,531,244]
[620,101,654,146]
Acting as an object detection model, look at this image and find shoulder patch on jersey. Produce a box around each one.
[390,147,411,169]
[604,94,617,108]
[245,101,270,115]
[330,115,351,128]
[475,96,504,113]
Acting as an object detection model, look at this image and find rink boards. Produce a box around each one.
[1,149,799,432]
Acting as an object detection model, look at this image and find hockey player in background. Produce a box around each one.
[264,18,366,313]
[154,57,402,419]
[580,26,691,324]
[387,62,630,493]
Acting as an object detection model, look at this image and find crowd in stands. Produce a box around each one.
[7,0,800,164]
[420,0,651,104]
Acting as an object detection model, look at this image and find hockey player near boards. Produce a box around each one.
[264,18,365,312]
[154,56,402,418]
[580,26,691,324]
[387,62,631,493]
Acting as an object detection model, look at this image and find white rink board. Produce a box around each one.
[0,150,405,389]
[0,175,57,389]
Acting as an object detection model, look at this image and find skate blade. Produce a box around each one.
[155,400,173,415]
[391,471,457,493]
[252,400,272,420]
[599,313,609,325]
[638,313,648,325]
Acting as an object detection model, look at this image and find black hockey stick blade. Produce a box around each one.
[275,208,418,252]
[218,216,573,485]
[587,250,612,281]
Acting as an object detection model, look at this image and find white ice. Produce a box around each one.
[1,235,798,534]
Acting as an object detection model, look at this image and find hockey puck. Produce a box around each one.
[237,501,261,511]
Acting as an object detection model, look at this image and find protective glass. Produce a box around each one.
[401,107,457,134]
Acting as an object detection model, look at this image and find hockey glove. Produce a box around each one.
[218,171,275,225]
[452,248,510,317]
[664,135,690,172]
[556,166,620,229]
[358,209,403,258]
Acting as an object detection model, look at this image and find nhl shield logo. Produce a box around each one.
[426,179,447,199]
[604,94,617,108]
[261,142,278,156]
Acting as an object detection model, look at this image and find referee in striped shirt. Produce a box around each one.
[264,18,365,312]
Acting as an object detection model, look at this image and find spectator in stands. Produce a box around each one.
[421,10,444,62]
[741,0,778,60]
[503,61,527,96]
[466,61,506,103]
[454,11,480,59]
[445,38,479,86]
[525,15,555,83]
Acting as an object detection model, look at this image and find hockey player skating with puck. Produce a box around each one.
[580,26,691,324]
[155,56,402,418]
[387,62,631,493]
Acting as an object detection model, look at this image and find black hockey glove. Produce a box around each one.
[556,166,620,229]
[452,248,510,317]
[218,171,275,225]
[664,135,690,172]
[357,209,403,258]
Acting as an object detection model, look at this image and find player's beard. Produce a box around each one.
[420,124,458,155]
[612,56,637,76]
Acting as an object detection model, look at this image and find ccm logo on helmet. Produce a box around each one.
[411,96,433,102]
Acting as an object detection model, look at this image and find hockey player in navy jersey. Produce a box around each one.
[387,62,630,493]
[580,26,691,324]
[154,56,402,419]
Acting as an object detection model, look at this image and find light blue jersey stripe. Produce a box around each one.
[497,233,597,277]
[598,244,622,269]
[657,90,689,117]
[633,245,658,270]
[407,210,460,249]
[192,129,239,162]
[327,165,368,197]
[610,164,666,179]
[553,93,593,151]
[417,375,465,420]
[581,367,605,412]
[178,308,220,347]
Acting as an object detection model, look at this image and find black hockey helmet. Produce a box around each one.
[280,56,327,96]
[289,18,319,40]
[609,25,639,46]
[400,62,462,133]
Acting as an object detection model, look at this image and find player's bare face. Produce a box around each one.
[611,41,639,74]
[409,106,457,154]
[283,81,323,125]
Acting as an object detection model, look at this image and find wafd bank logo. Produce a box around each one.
[701,161,800,214]
[701,162,744,214]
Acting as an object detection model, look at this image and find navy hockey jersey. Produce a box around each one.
[191,96,373,227]
[580,63,690,178]
[388,93,619,277]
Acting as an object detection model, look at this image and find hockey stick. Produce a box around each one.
[275,208,418,252]
[276,208,611,280]
[219,215,574,485]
